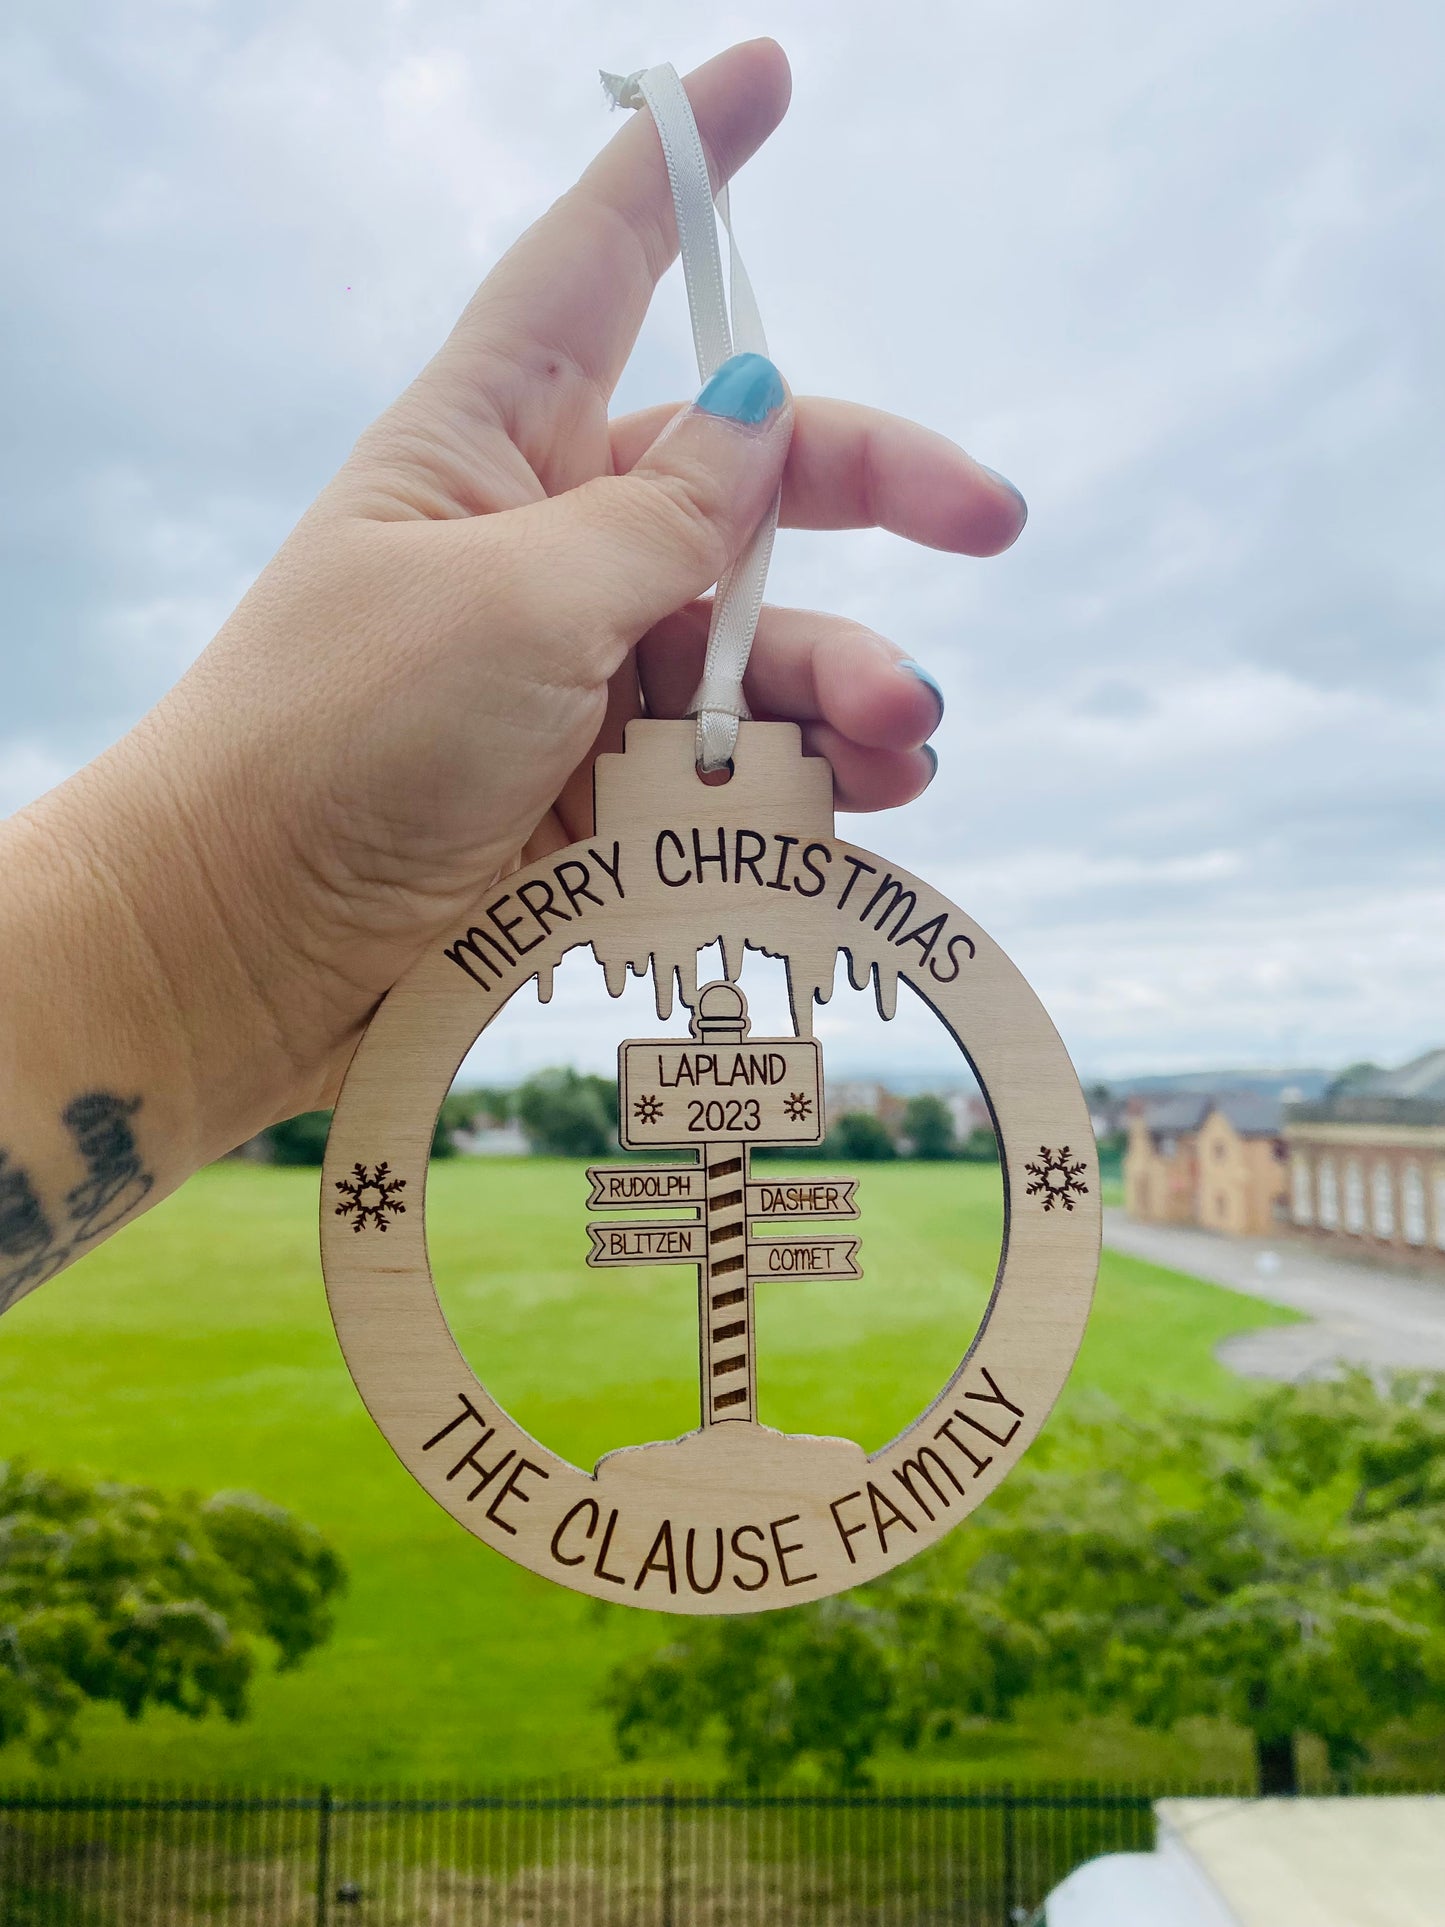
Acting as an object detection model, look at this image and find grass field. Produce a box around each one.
[0,1158,1303,1785]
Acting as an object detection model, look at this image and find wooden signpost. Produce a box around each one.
[586,981,860,1428]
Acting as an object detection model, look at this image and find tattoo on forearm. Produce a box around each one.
[0,1093,154,1311]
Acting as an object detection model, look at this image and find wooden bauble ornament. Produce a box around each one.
[322,721,1099,1614]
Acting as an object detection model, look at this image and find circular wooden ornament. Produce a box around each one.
[322,721,1099,1613]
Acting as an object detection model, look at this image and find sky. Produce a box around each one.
[2,0,1442,1085]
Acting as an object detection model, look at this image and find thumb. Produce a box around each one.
[541,352,791,644]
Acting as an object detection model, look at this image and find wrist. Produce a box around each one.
[9,729,315,1173]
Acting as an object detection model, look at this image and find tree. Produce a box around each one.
[605,1601,895,1787]
[514,1068,618,1158]
[830,1112,897,1161]
[976,1376,1445,1792]
[957,1126,1000,1163]
[439,1086,513,1137]
[603,1591,1040,1787]
[1094,1129,1128,1184]
[264,1107,454,1164]
[265,1109,333,1166]
[0,1463,345,1760]
[1327,1061,1383,1099]
[902,1094,955,1160]
[604,1375,1445,1790]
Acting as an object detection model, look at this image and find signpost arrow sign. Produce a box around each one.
[586,1164,707,1209]
[746,1234,862,1281]
[745,1178,859,1220]
[587,1221,706,1266]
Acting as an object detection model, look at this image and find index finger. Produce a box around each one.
[435,42,791,413]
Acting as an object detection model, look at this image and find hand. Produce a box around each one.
[6,38,1025,1208]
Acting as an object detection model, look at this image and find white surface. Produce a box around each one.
[1156,1797,1445,1927]
[1036,1850,1234,1927]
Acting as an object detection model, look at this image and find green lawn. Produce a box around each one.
[0,1158,1298,1785]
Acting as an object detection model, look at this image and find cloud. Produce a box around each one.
[1,0,1441,1077]
[0,738,73,817]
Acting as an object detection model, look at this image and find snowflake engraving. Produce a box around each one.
[334,1162,407,1233]
[633,1095,664,1126]
[1025,1145,1089,1213]
[783,1092,814,1122]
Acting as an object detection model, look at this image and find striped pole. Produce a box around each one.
[700,1140,753,1423]
[688,982,758,1426]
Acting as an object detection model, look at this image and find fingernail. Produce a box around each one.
[922,742,938,784]
[695,352,786,425]
[898,660,945,731]
[979,464,1028,529]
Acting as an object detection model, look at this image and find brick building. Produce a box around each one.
[1125,1094,1288,1236]
[1124,1096,1206,1225]
[824,1080,907,1133]
[1283,1049,1445,1271]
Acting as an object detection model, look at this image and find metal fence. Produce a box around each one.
[0,1779,1431,1927]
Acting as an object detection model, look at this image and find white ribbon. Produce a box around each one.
[602,64,783,772]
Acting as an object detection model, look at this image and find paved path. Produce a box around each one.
[1103,1210,1445,1382]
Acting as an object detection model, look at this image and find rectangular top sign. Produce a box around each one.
[619,1038,824,1150]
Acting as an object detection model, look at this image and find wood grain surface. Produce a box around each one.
[322,721,1099,1613]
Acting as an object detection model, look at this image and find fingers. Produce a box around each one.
[612,395,1027,555]
[637,601,942,810]
[467,356,793,669]
[417,42,791,445]
[799,726,936,813]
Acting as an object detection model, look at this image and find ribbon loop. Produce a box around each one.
[602,63,783,771]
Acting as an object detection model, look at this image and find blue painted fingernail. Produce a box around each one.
[899,660,945,729]
[922,742,938,782]
[979,464,1028,529]
[695,352,786,425]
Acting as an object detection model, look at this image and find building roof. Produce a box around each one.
[1137,1096,1211,1142]
[1360,1048,1445,1102]
[1287,1047,1445,1128]
[1210,1093,1284,1138]
[1135,1093,1282,1144]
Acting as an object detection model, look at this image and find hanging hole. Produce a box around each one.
[696,759,734,786]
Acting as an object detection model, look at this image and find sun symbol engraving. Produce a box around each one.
[783,1092,814,1122]
[633,1094,664,1126]
[334,1161,408,1233]
[1025,1146,1090,1212]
